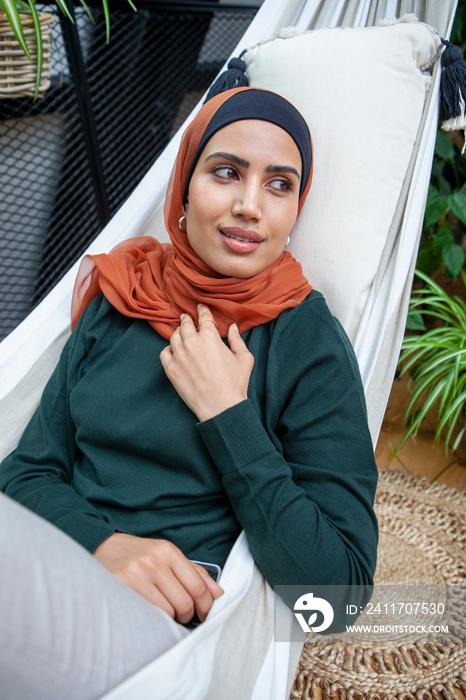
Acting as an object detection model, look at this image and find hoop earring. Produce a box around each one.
[178,215,187,232]
[285,236,290,247]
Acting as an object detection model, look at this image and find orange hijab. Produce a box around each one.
[71,87,313,339]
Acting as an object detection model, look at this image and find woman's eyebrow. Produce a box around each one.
[266,164,301,180]
[204,152,249,168]
[204,152,300,181]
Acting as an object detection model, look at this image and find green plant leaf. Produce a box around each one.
[404,380,446,440]
[102,0,110,43]
[437,389,466,445]
[416,248,440,273]
[435,129,455,161]
[410,270,466,327]
[424,187,448,227]
[399,344,433,376]
[54,0,74,23]
[432,222,454,253]
[449,192,466,227]
[418,348,466,377]
[443,243,465,277]
[1,0,31,59]
[77,0,94,24]
[406,312,426,331]
[437,174,453,196]
[452,425,465,452]
[27,0,42,101]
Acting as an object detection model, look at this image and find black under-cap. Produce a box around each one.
[183,88,313,205]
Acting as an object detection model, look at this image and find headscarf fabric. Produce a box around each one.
[71,87,313,339]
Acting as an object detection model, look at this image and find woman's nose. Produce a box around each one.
[231,180,262,221]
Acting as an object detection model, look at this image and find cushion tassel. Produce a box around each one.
[204,56,249,102]
[440,39,466,149]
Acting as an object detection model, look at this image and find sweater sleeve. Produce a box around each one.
[196,297,378,597]
[0,301,116,552]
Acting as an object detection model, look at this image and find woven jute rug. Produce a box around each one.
[291,468,466,700]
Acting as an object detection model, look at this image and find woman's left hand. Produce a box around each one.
[160,304,254,422]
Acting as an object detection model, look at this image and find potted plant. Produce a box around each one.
[398,268,466,455]
[0,0,136,99]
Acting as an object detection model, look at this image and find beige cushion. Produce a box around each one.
[244,20,440,340]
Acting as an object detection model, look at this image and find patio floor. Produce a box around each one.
[375,374,466,490]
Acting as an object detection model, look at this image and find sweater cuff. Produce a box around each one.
[57,512,116,553]
[196,400,275,475]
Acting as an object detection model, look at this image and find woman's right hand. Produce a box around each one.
[93,532,224,624]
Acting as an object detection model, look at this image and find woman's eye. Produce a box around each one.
[213,166,238,180]
[269,178,292,192]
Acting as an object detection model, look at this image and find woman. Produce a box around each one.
[0,87,378,699]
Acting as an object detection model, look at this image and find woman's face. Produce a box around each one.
[184,119,302,278]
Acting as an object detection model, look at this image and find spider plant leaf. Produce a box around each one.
[438,368,457,415]
[415,358,451,386]
[101,0,110,43]
[436,389,466,439]
[399,345,433,375]
[411,273,466,327]
[54,0,74,24]
[405,374,446,424]
[411,382,446,426]
[2,0,31,59]
[413,269,445,294]
[416,348,466,377]
[405,359,453,406]
[410,353,447,382]
[452,425,465,452]
[77,0,94,24]
[408,301,460,328]
[395,424,417,454]
[444,402,466,451]
[27,0,42,101]
[125,0,137,11]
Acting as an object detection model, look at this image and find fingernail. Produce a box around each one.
[233,323,239,333]
[197,303,203,310]
[180,313,186,319]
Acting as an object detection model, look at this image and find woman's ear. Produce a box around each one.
[178,202,188,233]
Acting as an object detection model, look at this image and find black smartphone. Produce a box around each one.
[192,560,222,583]
[183,560,222,629]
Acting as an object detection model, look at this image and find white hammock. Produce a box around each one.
[0,0,459,698]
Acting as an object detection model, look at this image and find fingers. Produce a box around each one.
[192,563,224,599]
[171,561,220,623]
[197,304,218,333]
[227,322,255,370]
[179,312,198,338]
[159,305,253,421]
[126,562,211,624]
[94,533,221,625]
[153,564,211,624]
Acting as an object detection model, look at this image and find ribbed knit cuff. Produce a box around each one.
[196,400,275,475]
[57,512,116,553]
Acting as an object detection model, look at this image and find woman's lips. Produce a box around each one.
[220,227,263,253]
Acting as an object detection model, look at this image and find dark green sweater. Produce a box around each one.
[0,290,378,588]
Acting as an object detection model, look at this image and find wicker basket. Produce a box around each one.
[0,11,55,99]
